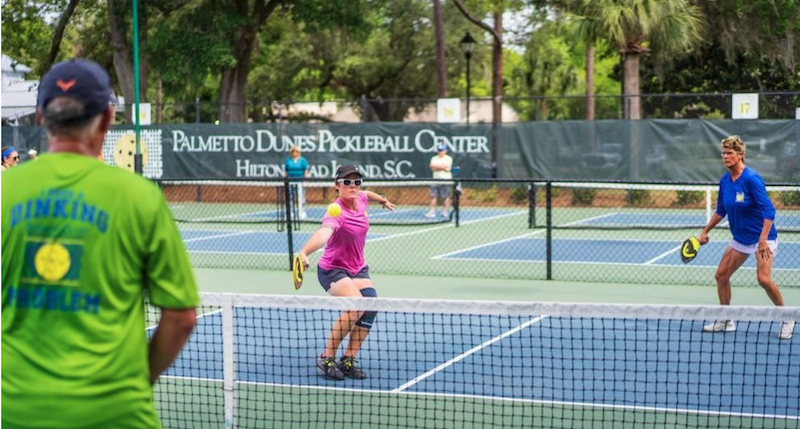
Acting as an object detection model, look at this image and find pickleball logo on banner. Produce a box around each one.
[113,133,148,172]
[22,238,84,287]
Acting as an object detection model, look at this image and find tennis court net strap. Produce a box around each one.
[151,294,800,429]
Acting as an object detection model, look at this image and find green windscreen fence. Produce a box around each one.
[4,120,799,182]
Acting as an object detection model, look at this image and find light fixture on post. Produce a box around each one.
[459,32,476,124]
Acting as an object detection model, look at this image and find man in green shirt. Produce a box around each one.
[2,59,200,428]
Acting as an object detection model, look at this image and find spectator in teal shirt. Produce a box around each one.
[284,146,310,219]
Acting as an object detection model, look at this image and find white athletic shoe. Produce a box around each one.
[299,211,308,220]
[703,320,736,333]
[424,211,436,218]
[779,320,795,340]
[441,210,449,218]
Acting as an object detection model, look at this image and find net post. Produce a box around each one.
[284,179,295,270]
[276,182,284,232]
[221,294,236,429]
[195,184,201,203]
[546,181,552,280]
[705,187,712,223]
[453,181,461,228]
[528,182,536,229]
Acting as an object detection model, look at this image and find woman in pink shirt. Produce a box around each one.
[297,165,396,380]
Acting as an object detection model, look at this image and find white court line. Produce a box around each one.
[365,210,527,244]
[156,375,800,421]
[391,315,548,393]
[368,208,421,218]
[193,210,277,222]
[433,230,545,259]
[437,256,796,272]
[183,230,256,243]
[644,244,683,265]
[431,212,616,260]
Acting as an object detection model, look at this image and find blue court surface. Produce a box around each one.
[436,236,799,270]
[159,309,800,419]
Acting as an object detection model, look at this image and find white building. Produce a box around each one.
[2,55,39,125]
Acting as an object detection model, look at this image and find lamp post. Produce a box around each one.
[460,32,476,124]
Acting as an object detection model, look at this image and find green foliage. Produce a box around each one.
[508,20,581,120]
[674,190,704,206]
[479,186,499,203]
[148,2,239,98]
[780,191,800,207]
[510,185,529,204]
[1,0,53,75]
[628,189,652,206]
[693,0,800,70]
[571,188,597,205]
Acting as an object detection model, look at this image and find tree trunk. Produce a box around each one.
[219,30,255,123]
[155,77,162,124]
[585,42,595,120]
[108,0,148,124]
[492,12,503,125]
[217,1,278,123]
[41,0,81,76]
[491,12,503,177]
[622,51,640,120]
[433,0,447,97]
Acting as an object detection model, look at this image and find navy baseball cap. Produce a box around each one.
[37,59,116,121]
[437,143,447,151]
[335,165,363,179]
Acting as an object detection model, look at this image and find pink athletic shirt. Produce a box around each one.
[318,191,369,275]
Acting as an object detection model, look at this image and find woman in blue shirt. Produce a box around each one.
[698,135,794,340]
[284,146,310,219]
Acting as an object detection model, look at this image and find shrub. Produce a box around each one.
[571,188,597,205]
[629,189,652,206]
[674,190,704,206]
[781,190,800,206]
[510,185,529,204]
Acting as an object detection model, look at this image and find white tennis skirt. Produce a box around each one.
[729,239,778,256]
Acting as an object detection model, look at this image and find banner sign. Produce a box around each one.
[109,123,493,180]
[4,120,798,182]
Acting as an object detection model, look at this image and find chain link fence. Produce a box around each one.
[157,178,800,288]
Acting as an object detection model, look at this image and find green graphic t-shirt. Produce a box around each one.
[2,153,200,429]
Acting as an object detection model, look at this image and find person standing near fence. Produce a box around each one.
[2,58,200,428]
[296,165,395,380]
[284,146,310,219]
[699,135,794,340]
[426,143,453,218]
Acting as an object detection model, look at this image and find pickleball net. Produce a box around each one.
[149,293,800,429]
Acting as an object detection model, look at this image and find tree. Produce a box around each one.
[692,0,800,71]
[108,0,150,123]
[508,20,580,120]
[433,0,448,97]
[42,0,81,74]
[2,0,64,75]
[247,0,449,122]
[570,0,704,119]
[453,0,505,126]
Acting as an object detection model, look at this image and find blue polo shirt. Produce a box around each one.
[715,167,777,245]
[285,157,309,179]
